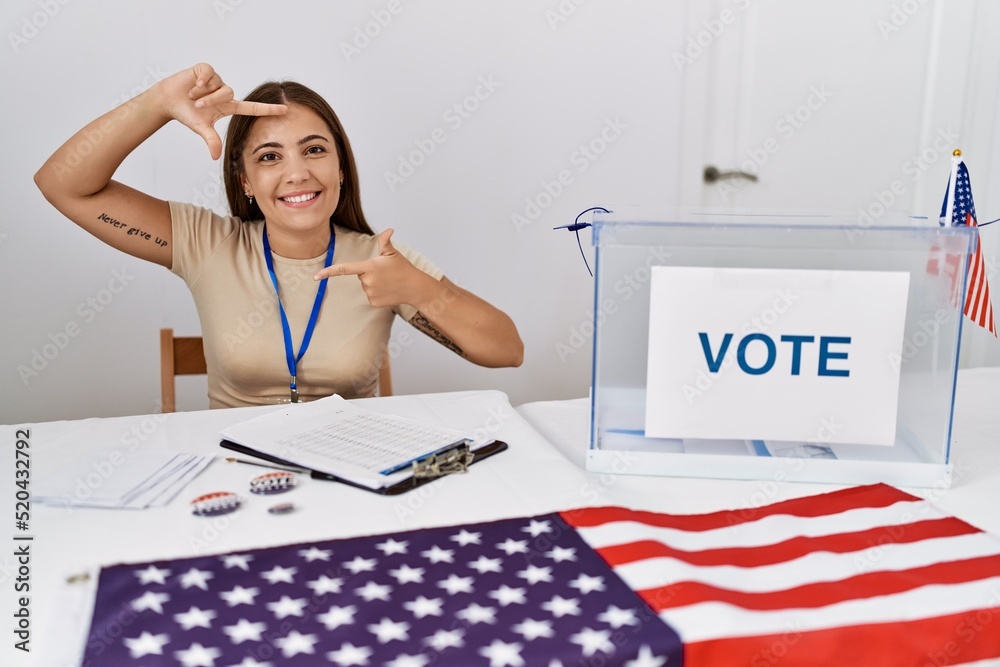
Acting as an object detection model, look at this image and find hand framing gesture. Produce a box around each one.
[159,63,287,159]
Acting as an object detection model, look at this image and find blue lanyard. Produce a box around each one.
[262,226,336,403]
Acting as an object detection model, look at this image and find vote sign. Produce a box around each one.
[644,267,910,446]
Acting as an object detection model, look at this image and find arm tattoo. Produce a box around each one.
[98,212,168,247]
[411,311,467,358]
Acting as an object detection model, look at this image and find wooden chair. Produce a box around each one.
[159,328,393,413]
[376,348,393,397]
[160,329,207,413]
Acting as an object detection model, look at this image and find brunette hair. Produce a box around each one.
[223,81,374,236]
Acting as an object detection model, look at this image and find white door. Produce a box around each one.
[677,0,1000,366]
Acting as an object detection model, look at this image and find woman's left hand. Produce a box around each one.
[315,229,434,307]
[317,229,524,367]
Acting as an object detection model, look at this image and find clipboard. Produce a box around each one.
[220,439,508,496]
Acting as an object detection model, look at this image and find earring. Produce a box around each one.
[339,179,344,188]
[245,192,253,204]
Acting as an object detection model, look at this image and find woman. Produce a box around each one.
[34,63,523,408]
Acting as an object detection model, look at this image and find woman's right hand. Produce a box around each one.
[35,63,287,269]
[153,63,287,160]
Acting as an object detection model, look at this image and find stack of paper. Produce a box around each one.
[220,395,489,491]
[33,450,214,509]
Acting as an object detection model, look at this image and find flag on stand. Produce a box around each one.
[81,484,1000,667]
[940,157,997,336]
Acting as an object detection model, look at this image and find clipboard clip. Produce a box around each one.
[412,443,475,479]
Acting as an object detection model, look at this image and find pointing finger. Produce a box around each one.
[314,259,369,281]
[230,100,289,117]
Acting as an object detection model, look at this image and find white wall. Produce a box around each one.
[0,0,686,422]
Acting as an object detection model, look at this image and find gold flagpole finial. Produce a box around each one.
[953,149,962,157]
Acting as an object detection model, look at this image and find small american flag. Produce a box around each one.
[940,159,997,336]
[81,484,1000,666]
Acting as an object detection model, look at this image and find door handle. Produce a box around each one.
[703,165,759,183]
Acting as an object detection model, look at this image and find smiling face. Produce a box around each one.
[240,103,344,256]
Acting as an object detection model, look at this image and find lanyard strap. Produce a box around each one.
[262,226,336,402]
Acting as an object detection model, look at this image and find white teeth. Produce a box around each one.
[281,192,318,203]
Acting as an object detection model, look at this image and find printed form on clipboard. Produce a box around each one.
[218,395,495,491]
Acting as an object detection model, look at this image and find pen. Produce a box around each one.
[225,457,310,474]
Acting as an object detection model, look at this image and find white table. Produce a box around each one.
[2,369,998,666]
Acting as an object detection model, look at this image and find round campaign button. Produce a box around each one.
[191,491,242,517]
[249,471,298,495]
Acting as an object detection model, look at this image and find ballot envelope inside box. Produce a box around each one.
[585,208,976,488]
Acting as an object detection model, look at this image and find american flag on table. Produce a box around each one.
[81,484,1000,666]
[939,157,997,336]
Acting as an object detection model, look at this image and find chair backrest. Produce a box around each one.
[159,328,393,413]
[160,328,207,413]
[377,347,393,397]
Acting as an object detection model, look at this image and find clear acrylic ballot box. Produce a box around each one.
[587,209,976,487]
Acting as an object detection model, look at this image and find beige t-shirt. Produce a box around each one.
[169,202,444,408]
